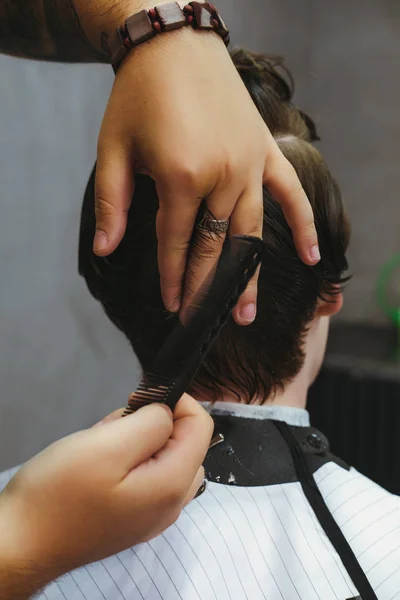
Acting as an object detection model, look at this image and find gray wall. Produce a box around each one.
[1,0,399,470]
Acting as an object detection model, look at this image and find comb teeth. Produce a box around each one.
[122,372,176,416]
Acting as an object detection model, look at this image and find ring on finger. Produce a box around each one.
[196,208,230,235]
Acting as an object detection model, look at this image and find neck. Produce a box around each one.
[200,354,312,409]
[265,370,310,409]
[214,374,309,409]
[207,316,326,409]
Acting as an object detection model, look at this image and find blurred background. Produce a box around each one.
[0,0,399,488]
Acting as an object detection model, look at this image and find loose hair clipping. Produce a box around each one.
[122,235,264,416]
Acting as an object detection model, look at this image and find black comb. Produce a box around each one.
[122,235,264,415]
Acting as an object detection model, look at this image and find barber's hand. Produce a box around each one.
[92,27,320,326]
[0,395,212,593]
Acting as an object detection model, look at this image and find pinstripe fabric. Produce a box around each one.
[1,430,399,598]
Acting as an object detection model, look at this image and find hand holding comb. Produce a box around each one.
[123,235,264,416]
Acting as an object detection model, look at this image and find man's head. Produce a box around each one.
[79,50,350,405]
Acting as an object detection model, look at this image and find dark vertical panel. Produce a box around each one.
[308,366,400,494]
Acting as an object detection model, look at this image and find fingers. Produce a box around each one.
[263,148,320,265]
[229,184,264,326]
[136,394,213,494]
[93,147,135,256]
[156,184,202,312]
[180,184,240,319]
[91,403,173,476]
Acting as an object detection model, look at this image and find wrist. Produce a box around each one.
[75,0,228,60]
[75,0,179,52]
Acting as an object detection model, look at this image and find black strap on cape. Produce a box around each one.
[274,420,377,600]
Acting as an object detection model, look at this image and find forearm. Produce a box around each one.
[0,0,159,62]
[0,559,49,600]
[0,494,57,600]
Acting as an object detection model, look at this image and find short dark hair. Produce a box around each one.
[79,49,350,404]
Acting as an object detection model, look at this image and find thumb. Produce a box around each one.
[93,148,135,256]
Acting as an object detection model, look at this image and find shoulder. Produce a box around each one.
[316,461,400,589]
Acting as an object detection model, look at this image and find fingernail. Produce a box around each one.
[310,245,321,263]
[93,230,108,253]
[166,297,181,313]
[239,303,256,324]
[170,301,181,313]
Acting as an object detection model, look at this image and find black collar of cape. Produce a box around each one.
[204,412,350,487]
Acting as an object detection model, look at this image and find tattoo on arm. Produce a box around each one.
[0,0,107,62]
[43,1,107,61]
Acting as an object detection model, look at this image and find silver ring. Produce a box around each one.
[196,210,230,235]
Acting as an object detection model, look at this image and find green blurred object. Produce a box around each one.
[376,253,400,361]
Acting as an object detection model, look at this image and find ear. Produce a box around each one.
[316,291,343,317]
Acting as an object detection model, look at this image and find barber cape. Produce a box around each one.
[1,402,399,600]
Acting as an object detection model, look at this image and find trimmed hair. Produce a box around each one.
[79,49,350,404]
